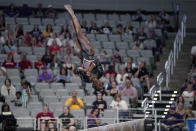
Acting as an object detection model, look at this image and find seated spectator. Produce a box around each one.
[176,95,184,105]
[143,33,157,50]
[109,94,128,119]
[132,40,144,51]
[161,104,184,131]
[59,106,75,131]
[6,29,16,42]
[43,24,54,40]
[5,4,18,17]
[108,81,120,98]
[21,81,31,107]
[22,32,34,46]
[0,67,6,76]
[30,24,42,39]
[59,25,70,40]
[56,67,71,84]
[133,61,150,91]
[116,24,124,35]
[2,54,16,68]
[176,102,185,117]
[34,3,44,18]
[192,94,196,110]
[97,50,111,66]
[184,106,194,119]
[104,64,117,77]
[37,66,54,83]
[15,24,24,39]
[182,83,194,98]
[159,9,169,24]
[101,21,112,34]
[191,41,196,65]
[124,21,136,35]
[34,56,46,71]
[11,91,22,107]
[124,56,137,69]
[133,9,145,22]
[36,104,55,131]
[125,63,134,76]
[113,48,122,63]
[116,67,128,85]
[145,15,156,29]
[87,108,101,128]
[18,4,32,17]
[121,77,138,107]
[35,35,46,47]
[49,38,61,55]
[18,54,32,72]
[45,5,56,18]
[92,93,107,112]
[93,80,108,96]
[1,78,16,97]
[41,48,54,66]
[65,90,84,110]
[4,40,17,55]
[62,57,75,76]
[50,55,61,76]
[81,20,88,34]
[89,22,100,34]
[0,14,6,31]
[135,27,147,42]
[47,33,62,47]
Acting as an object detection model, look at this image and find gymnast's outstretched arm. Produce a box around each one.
[65,4,94,55]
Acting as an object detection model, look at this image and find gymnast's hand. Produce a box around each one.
[86,71,91,77]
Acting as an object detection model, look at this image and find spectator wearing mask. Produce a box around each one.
[37,66,54,83]
[1,78,16,97]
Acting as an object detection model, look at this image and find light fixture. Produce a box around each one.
[170,98,174,101]
[172,94,176,97]
[174,91,178,94]
[164,112,168,115]
[149,105,152,107]
[162,115,165,118]
[165,109,169,111]
[166,105,170,108]
[146,111,150,114]
[169,101,173,104]
[152,101,155,103]
[154,98,158,101]
[155,94,158,97]
[157,90,160,93]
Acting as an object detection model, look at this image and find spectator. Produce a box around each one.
[47,33,62,47]
[62,57,75,76]
[184,106,194,119]
[109,94,128,119]
[34,56,46,70]
[35,35,46,47]
[36,104,55,131]
[50,55,61,76]
[97,50,111,66]
[4,40,17,55]
[108,81,120,98]
[4,4,18,17]
[192,94,196,110]
[56,67,71,84]
[30,24,42,39]
[116,24,124,35]
[2,54,16,68]
[104,64,117,77]
[1,78,16,97]
[176,102,185,117]
[143,33,157,50]
[43,24,54,40]
[49,38,61,55]
[133,9,145,22]
[22,32,34,46]
[59,25,70,40]
[92,93,107,111]
[125,63,134,76]
[21,81,31,107]
[89,22,100,34]
[93,80,108,96]
[133,61,150,91]
[0,32,6,48]
[37,66,54,83]
[0,67,6,76]
[19,4,33,17]
[87,108,101,128]
[41,48,54,66]
[18,54,32,72]
[59,106,75,131]
[21,78,33,94]
[0,14,6,31]
[101,21,112,34]
[124,56,137,69]
[145,15,156,29]
[81,20,88,34]
[116,67,128,85]
[45,5,56,18]
[182,83,194,98]
[65,90,84,110]
[113,48,122,63]
[176,95,184,105]
[159,9,169,24]
[191,41,196,65]
[34,3,44,18]
[11,91,22,107]
[122,77,138,107]
[132,40,144,51]
[161,104,184,131]
[124,21,136,35]
[15,24,24,39]
[135,27,147,42]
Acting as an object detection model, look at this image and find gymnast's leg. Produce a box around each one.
[65,4,94,55]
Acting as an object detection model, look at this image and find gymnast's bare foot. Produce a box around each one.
[64,4,75,16]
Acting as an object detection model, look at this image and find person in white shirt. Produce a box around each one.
[1,78,16,97]
[110,94,128,119]
[145,15,156,29]
[116,67,128,85]
[47,33,62,47]
[182,83,194,98]
[191,41,196,65]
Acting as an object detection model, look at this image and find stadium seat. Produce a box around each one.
[119,14,131,21]
[49,102,63,112]
[30,108,42,117]
[102,96,113,106]
[29,18,41,25]
[126,50,140,57]
[55,18,66,26]
[26,76,37,85]
[24,69,38,77]
[102,42,115,49]
[33,47,46,55]
[35,83,50,92]
[5,17,16,25]
[39,89,55,98]
[23,25,33,32]
[91,41,102,49]
[7,69,20,78]
[43,96,59,105]
[116,42,129,49]
[108,14,119,21]
[96,13,108,20]
[70,109,85,118]
[86,34,96,41]
[16,18,29,25]
[109,34,122,42]
[27,102,43,111]
[50,83,64,92]
[18,47,33,55]
[84,96,96,107]
[9,76,21,85]
[0,54,7,63]
[42,18,54,25]
[96,34,108,41]
[56,89,69,98]
[83,13,95,21]
[13,108,30,117]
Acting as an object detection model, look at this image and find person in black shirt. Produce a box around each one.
[93,80,108,96]
[65,5,103,84]
[101,21,112,34]
[89,22,100,34]
[133,61,150,91]
[92,93,107,111]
